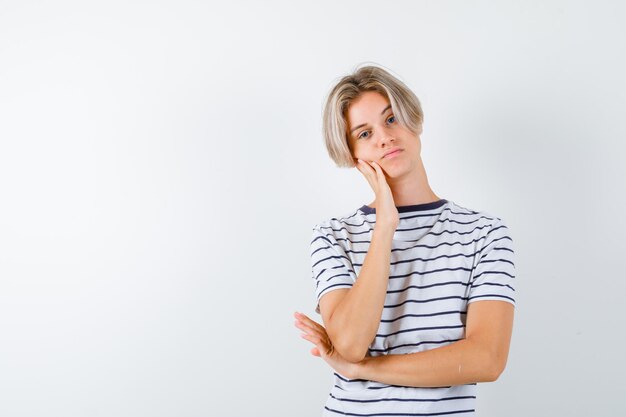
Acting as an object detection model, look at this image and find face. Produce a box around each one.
[346,91,422,178]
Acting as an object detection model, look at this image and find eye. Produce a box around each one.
[356,116,394,140]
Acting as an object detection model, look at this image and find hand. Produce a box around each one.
[294,311,360,379]
[355,159,399,230]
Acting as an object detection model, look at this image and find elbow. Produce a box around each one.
[326,322,370,363]
[483,363,504,382]
[482,351,508,382]
[334,339,368,364]
[343,349,368,364]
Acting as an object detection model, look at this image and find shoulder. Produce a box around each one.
[311,207,368,238]
[446,202,515,262]
[444,200,514,252]
[446,200,510,229]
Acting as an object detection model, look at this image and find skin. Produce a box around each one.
[346,90,440,209]
[294,91,515,388]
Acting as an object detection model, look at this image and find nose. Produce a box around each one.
[377,125,396,147]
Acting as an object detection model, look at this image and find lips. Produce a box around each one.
[383,149,402,159]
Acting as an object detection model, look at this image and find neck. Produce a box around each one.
[369,157,440,208]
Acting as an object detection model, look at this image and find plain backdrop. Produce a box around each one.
[1,0,625,416]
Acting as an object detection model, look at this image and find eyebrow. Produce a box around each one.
[350,104,393,133]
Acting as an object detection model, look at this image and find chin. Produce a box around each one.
[382,161,411,178]
[382,167,406,179]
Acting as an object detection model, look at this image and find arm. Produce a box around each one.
[316,159,399,364]
[319,224,395,363]
[354,300,514,387]
[296,300,514,387]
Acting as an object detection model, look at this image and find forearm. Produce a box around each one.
[328,226,394,362]
[354,337,505,387]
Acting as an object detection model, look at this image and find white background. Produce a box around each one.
[1,1,625,416]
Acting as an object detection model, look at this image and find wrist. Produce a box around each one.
[348,356,369,380]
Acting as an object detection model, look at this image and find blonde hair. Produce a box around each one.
[322,64,424,168]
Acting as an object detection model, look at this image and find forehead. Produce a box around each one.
[346,91,391,126]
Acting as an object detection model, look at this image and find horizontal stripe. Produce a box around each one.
[312,244,335,256]
[467,294,515,303]
[333,384,395,390]
[400,208,482,219]
[476,235,513,259]
[373,238,485,255]
[329,236,494,257]
[333,373,371,383]
[476,258,514,266]
[326,206,485,229]
[369,338,462,354]
[330,392,476,404]
[387,281,469,295]
[479,244,513,255]
[314,210,502,236]
[472,270,515,280]
[318,214,497,235]
[318,283,352,294]
[324,272,353,283]
[335,384,455,391]
[471,282,515,291]
[385,296,468,309]
[332,374,450,389]
[312,222,504,251]
[376,324,465,338]
[380,310,467,323]
[325,405,475,416]
[312,254,352,270]
[389,252,475,267]
[387,267,472,280]
[314,264,353,281]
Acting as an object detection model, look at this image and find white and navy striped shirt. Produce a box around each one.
[310,198,516,416]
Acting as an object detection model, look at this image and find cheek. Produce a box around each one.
[349,144,363,158]
[354,150,375,162]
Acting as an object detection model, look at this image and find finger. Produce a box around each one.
[355,160,378,190]
[359,159,377,176]
[300,333,324,350]
[295,320,316,335]
[365,160,388,183]
[311,347,321,357]
[369,160,386,179]
[301,332,332,354]
[294,313,316,330]
[295,314,326,332]
[295,313,330,335]
[355,159,373,180]
[295,321,326,342]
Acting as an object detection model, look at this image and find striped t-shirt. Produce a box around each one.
[309,198,516,416]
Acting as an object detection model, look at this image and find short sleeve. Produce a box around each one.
[310,225,356,314]
[468,218,516,306]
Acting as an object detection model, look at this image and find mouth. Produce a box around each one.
[383,149,402,159]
